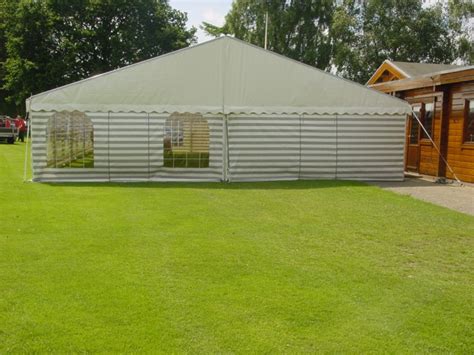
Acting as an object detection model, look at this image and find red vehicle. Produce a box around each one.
[0,116,17,144]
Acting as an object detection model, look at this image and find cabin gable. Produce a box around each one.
[366,61,408,85]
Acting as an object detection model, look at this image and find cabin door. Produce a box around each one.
[406,114,420,172]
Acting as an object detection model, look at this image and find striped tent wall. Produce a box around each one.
[335,115,406,181]
[31,112,405,182]
[31,112,224,182]
[299,115,337,180]
[226,114,405,182]
[227,115,300,181]
[102,112,158,181]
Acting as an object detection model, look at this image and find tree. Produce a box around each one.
[202,0,334,70]
[448,0,474,64]
[331,0,468,83]
[0,0,18,114]
[3,0,64,108]
[2,0,196,108]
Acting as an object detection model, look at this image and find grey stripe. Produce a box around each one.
[31,113,404,183]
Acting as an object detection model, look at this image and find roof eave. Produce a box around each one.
[369,66,474,92]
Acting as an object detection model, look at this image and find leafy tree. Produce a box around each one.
[3,0,64,108]
[2,0,196,108]
[331,0,469,83]
[448,0,474,64]
[0,0,18,114]
[202,0,334,70]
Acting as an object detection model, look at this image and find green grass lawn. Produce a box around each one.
[1,141,473,353]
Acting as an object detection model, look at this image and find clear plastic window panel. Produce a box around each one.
[46,112,94,168]
[164,114,210,168]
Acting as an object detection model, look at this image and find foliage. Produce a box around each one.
[0,0,196,108]
[448,0,474,64]
[204,0,472,84]
[0,0,18,114]
[1,0,471,110]
[202,0,334,70]
[331,0,466,83]
[1,142,473,352]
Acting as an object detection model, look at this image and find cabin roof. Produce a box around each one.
[390,61,463,77]
[366,59,469,86]
[368,65,474,93]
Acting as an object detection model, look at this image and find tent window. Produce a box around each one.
[46,112,94,168]
[164,113,209,168]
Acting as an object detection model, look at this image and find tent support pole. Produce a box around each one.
[107,111,111,182]
[147,112,151,181]
[298,114,302,180]
[23,95,32,182]
[264,12,269,50]
[335,114,338,180]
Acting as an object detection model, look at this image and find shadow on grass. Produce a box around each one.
[42,179,370,190]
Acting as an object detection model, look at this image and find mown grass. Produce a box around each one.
[0,141,473,353]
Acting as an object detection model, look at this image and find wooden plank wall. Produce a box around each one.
[404,88,442,177]
[420,92,443,177]
[402,82,474,183]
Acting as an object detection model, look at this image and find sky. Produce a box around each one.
[169,0,233,43]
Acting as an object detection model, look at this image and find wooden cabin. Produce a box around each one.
[368,61,474,183]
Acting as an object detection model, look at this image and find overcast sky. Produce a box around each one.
[169,0,233,43]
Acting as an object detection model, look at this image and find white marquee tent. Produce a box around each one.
[27,36,411,182]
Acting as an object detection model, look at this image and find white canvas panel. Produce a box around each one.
[28,37,411,116]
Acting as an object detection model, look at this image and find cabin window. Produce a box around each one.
[46,112,94,168]
[463,99,474,143]
[421,102,434,140]
[410,105,422,144]
[163,113,209,168]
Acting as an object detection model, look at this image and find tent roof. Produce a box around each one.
[28,36,410,115]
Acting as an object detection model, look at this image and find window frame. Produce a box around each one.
[410,104,423,145]
[420,99,435,142]
[462,99,474,145]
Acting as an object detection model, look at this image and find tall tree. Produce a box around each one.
[2,0,196,108]
[202,0,334,70]
[0,0,18,114]
[3,0,65,107]
[448,0,474,64]
[331,0,468,83]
